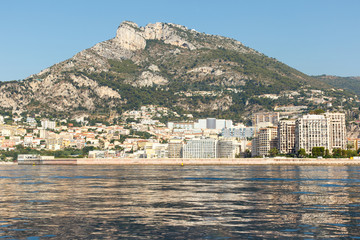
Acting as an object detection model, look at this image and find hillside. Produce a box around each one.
[0,21,356,122]
[314,75,360,95]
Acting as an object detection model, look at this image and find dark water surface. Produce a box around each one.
[1,165,360,239]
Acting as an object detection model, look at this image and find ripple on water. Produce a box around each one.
[0,165,359,239]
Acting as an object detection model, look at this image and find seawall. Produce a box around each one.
[75,158,360,165]
[13,158,360,165]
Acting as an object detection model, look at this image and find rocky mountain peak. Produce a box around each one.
[114,21,196,51]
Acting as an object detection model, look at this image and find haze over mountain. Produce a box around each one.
[0,21,356,121]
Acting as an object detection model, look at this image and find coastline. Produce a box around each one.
[0,162,17,165]
[5,158,360,165]
[74,158,360,165]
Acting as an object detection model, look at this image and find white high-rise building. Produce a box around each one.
[295,113,346,154]
[325,112,347,150]
[295,115,330,154]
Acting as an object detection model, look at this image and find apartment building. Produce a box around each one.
[252,112,280,129]
[251,127,278,157]
[295,115,330,154]
[295,113,346,154]
[278,120,296,154]
[41,119,56,130]
[325,112,346,150]
[168,139,183,158]
[217,140,236,158]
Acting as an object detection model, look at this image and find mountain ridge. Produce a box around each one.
[0,21,355,121]
[313,75,360,95]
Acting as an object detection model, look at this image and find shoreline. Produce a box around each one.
[76,158,360,165]
[8,158,360,165]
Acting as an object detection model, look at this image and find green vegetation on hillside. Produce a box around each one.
[108,59,139,74]
[315,75,360,95]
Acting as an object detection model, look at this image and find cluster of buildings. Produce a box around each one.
[251,112,347,156]
[0,104,353,159]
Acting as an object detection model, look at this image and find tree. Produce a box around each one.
[310,109,325,115]
[312,147,325,157]
[269,148,278,157]
[325,149,330,158]
[332,148,342,158]
[244,149,251,158]
[298,148,306,158]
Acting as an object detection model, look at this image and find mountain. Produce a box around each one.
[0,21,354,121]
[314,75,360,95]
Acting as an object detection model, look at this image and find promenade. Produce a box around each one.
[10,158,360,165]
[76,158,360,165]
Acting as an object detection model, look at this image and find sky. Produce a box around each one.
[0,0,359,81]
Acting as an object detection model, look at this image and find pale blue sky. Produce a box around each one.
[0,0,359,81]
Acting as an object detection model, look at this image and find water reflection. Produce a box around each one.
[0,165,360,239]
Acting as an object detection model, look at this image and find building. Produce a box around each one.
[167,122,195,130]
[252,112,280,128]
[206,118,216,129]
[325,112,346,150]
[217,140,236,158]
[183,138,217,158]
[222,126,255,139]
[168,139,183,158]
[277,120,296,154]
[295,115,330,154]
[41,119,56,130]
[251,127,278,157]
[295,113,346,154]
[23,135,34,147]
[17,154,41,164]
[26,117,37,127]
[194,118,233,130]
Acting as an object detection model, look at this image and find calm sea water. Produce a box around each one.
[1,165,360,239]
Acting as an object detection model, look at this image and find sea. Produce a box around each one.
[0,165,360,239]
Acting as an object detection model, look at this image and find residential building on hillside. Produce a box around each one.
[41,119,56,130]
[194,118,233,130]
[222,126,255,139]
[252,112,279,129]
[167,122,195,130]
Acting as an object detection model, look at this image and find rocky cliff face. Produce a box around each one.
[0,21,336,119]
